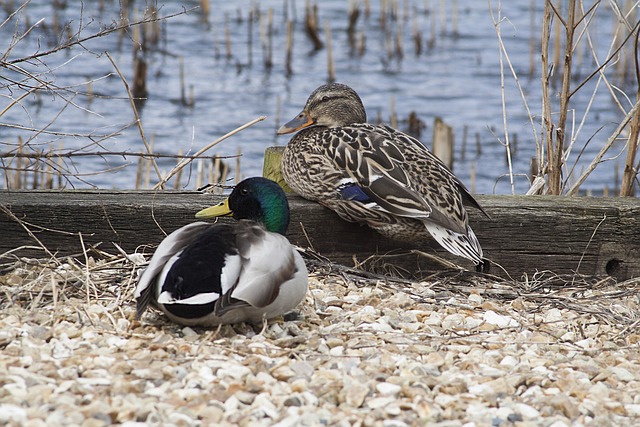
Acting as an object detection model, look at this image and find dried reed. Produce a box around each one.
[3,240,638,339]
[285,20,294,77]
[152,116,265,190]
[347,0,360,51]
[491,0,640,195]
[325,19,335,82]
[304,1,323,50]
[3,1,638,196]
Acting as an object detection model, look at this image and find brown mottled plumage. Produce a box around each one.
[277,83,488,267]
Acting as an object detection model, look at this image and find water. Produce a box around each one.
[0,0,634,194]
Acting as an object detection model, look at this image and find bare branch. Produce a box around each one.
[567,96,640,195]
[3,7,196,66]
[569,19,640,98]
[105,52,163,188]
[153,116,266,190]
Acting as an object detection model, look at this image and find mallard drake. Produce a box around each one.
[134,177,308,327]
[277,83,488,268]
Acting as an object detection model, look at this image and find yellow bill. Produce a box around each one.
[195,198,232,219]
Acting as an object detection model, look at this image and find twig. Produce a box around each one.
[0,0,31,33]
[1,13,43,62]
[567,96,640,195]
[106,52,163,188]
[0,205,58,262]
[78,232,92,304]
[569,18,640,98]
[574,214,606,277]
[540,1,553,194]
[152,116,266,190]
[488,0,515,194]
[409,249,462,270]
[561,1,631,188]
[552,0,577,195]
[297,222,316,253]
[0,151,240,160]
[0,84,45,118]
[620,26,640,196]
[4,8,196,65]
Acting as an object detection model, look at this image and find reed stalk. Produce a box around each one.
[540,2,554,193]
[395,17,404,60]
[620,27,640,196]
[381,0,387,30]
[452,0,458,37]
[200,0,210,22]
[305,1,323,50]
[235,147,242,185]
[174,149,184,190]
[428,4,436,49]
[347,0,359,50]
[15,137,23,189]
[528,0,536,77]
[389,95,397,129]
[179,57,187,106]
[106,52,162,188]
[325,19,335,82]
[567,97,640,196]
[266,8,274,70]
[285,20,294,77]
[32,154,39,189]
[225,13,232,61]
[439,0,446,36]
[412,13,422,56]
[552,0,577,195]
[248,8,253,67]
[152,116,265,190]
[143,136,155,190]
[45,158,54,189]
[196,159,204,190]
[358,30,366,56]
[135,157,143,189]
[620,95,640,196]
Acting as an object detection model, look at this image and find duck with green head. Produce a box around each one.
[277,83,489,270]
[134,177,308,326]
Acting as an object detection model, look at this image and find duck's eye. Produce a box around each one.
[321,96,329,102]
[240,188,249,195]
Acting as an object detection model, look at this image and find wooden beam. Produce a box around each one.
[1,190,639,280]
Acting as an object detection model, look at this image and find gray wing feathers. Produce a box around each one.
[326,125,471,234]
[220,222,298,311]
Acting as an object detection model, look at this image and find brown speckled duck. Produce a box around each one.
[277,83,488,268]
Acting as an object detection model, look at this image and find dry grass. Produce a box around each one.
[1,245,639,425]
[492,0,640,195]
[2,246,639,341]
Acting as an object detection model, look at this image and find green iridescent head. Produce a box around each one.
[196,177,290,235]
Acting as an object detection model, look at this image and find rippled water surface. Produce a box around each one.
[1,1,634,194]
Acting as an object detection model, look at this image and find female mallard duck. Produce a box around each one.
[277,83,488,268]
[134,177,308,327]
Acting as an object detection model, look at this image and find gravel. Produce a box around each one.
[1,250,639,427]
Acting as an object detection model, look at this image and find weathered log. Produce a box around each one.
[0,190,639,280]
